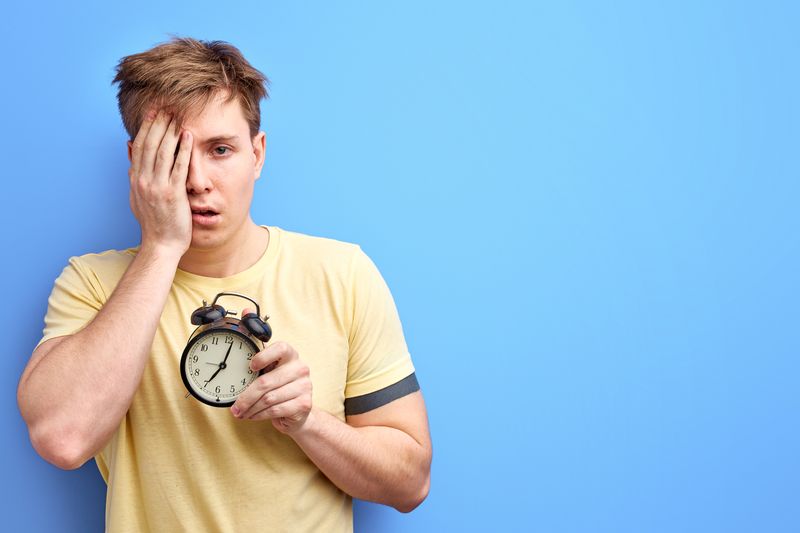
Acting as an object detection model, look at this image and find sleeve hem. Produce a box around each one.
[344,356,415,399]
[34,331,80,352]
[345,373,420,415]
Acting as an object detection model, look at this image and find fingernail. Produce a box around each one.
[231,406,240,417]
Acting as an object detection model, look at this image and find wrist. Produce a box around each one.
[138,241,186,264]
[287,406,324,442]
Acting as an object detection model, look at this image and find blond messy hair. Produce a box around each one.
[113,36,269,140]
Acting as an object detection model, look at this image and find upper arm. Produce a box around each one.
[21,256,103,395]
[343,247,430,455]
[344,247,415,400]
[346,389,432,453]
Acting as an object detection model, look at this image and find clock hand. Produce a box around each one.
[221,342,233,364]
[204,343,234,387]
[204,366,223,386]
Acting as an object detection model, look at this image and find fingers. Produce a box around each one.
[127,107,193,253]
[231,343,310,419]
[129,110,156,182]
[170,130,193,185]
[138,110,173,180]
[154,120,182,185]
[238,379,312,421]
[131,110,185,187]
[250,341,295,373]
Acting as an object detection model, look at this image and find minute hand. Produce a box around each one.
[221,342,233,364]
[205,343,234,386]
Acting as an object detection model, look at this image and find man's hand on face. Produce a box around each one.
[231,309,314,435]
[129,109,194,256]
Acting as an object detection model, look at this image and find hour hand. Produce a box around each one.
[204,366,223,386]
[205,343,233,386]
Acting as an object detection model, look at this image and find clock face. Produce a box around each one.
[181,328,260,407]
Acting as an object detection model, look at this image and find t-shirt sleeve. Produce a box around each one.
[35,256,105,350]
[344,246,415,400]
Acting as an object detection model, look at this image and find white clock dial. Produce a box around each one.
[183,329,260,406]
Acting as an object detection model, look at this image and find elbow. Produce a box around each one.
[46,450,90,471]
[395,472,431,514]
[394,443,432,513]
[28,422,93,471]
[19,385,93,471]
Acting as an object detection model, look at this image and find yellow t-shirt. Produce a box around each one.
[37,225,415,533]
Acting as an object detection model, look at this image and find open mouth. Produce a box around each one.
[191,208,220,225]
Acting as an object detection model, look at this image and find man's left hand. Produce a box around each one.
[230,318,312,434]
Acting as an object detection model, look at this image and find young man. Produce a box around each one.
[17,37,431,532]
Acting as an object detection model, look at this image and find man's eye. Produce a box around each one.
[214,146,230,156]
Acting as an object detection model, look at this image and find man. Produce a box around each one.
[17,37,431,532]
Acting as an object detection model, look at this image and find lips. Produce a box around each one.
[191,206,218,216]
[190,206,220,227]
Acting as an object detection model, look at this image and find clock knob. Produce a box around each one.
[241,313,272,342]
[191,304,227,325]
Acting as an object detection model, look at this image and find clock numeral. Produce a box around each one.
[248,369,253,375]
[225,335,233,344]
[241,378,246,386]
[194,368,200,376]
[211,337,219,345]
[193,355,198,363]
[215,385,221,394]
[239,341,243,350]
[247,352,254,360]
[230,385,236,393]
[200,344,209,352]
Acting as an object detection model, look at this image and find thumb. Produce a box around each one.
[239,307,258,336]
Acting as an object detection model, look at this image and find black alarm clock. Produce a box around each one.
[180,292,273,407]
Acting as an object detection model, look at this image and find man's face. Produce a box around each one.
[179,93,265,251]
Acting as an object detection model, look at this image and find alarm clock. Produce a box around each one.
[180,292,273,407]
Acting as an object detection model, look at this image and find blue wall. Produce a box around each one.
[4,1,799,531]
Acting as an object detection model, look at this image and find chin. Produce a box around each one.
[190,230,226,251]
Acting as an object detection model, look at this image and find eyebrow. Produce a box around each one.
[197,135,241,145]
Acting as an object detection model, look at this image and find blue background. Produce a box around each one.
[3,1,799,531]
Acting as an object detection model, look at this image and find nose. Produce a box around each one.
[186,153,214,195]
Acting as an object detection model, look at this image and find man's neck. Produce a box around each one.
[177,221,270,278]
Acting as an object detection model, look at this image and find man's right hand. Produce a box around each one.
[20,114,196,467]
[18,192,194,469]
[128,109,194,256]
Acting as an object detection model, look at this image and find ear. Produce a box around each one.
[252,131,266,181]
[127,140,133,163]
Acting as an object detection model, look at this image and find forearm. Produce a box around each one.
[290,407,431,512]
[18,244,181,468]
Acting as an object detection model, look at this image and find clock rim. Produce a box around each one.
[180,325,262,408]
